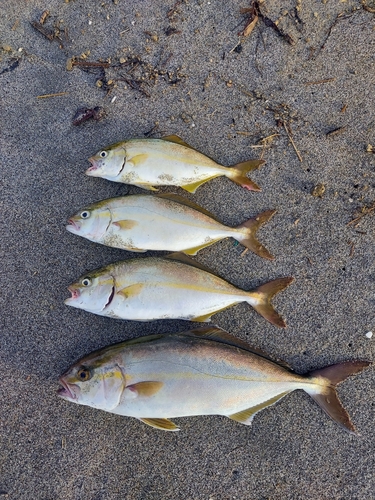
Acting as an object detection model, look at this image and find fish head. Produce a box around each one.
[58,349,126,410]
[66,201,112,242]
[65,266,116,315]
[86,142,127,180]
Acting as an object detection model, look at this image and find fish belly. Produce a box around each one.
[111,341,305,418]
[107,259,249,320]
[106,203,232,252]
[108,286,244,321]
[119,140,225,187]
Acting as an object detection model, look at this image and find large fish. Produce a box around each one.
[66,193,276,259]
[65,254,293,326]
[57,326,370,433]
[86,135,264,192]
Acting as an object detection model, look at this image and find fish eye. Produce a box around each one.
[81,277,92,287]
[77,367,91,381]
[100,151,108,158]
[80,211,90,219]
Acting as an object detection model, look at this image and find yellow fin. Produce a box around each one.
[156,193,220,221]
[113,220,138,230]
[183,239,222,256]
[191,304,234,323]
[139,417,180,431]
[184,326,292,369]
[127,381,163,397]
[130,153,148,166]
[134,183,158,191]
[251,277,294,328]
[118,283,144,299]
[162,135,196,150]
[180,176,220,193]
[165,253,216,274]
[228,391,290,425]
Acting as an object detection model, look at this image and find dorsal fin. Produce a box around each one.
[162,135,197,151]
[164,253,217,275]
[181,326,293,370]
[156,193,220,221]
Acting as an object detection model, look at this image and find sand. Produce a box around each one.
[1,1,375,498]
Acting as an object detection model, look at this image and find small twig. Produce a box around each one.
[240,248,249,257]
[30,20,55,41]
[347,201,375,226]
[326,126,346,138]
[349,241,355,258]
[39,10,50,25]
[283,122,302,162]
[304,78,335,86]
[37,92,68,98]
[72,60,110,68]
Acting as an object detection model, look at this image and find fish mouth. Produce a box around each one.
[57,378,76,401]
[66,286,80,302]
[66,219,80,233]
[86,158,99,175]
[103,286,115,310]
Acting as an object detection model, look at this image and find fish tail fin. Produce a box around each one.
[306,361,371,434]
[235,209,276,260]
[227,159,265,191]
[249,277,294,327]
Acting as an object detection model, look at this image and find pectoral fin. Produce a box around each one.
[113,220,138,230]
[118,283,144,299]
[139,417,180,431]
[228,391,290,425]
[126,381,163,397]
[130,153,148,166]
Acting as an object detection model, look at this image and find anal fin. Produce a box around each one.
[180,176,220,193]
[139,417,180,431]
[183,239,221,256]
[191,304,235,323]
[228,391,290,425]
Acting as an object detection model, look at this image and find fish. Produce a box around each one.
[65,254,293,326]
[57,326,371,433]
[66,193,276,259]
[86,135,264,192]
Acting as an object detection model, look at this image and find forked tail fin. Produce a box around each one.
[228,159,265,191]
[236,209,276,260]
[250,277,294,327]
[307,361,371,433]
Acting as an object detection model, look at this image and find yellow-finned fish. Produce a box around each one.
[66,193,276,259]
[86,135,264,192]
[57,326,370,433]
[65,254,293,327]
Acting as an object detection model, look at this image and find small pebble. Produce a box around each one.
[365,331,373,339]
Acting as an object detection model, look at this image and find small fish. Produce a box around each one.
[65,254,293,326]
[66,193,276,259]
[57,326,370,433]
[86,135,264,192]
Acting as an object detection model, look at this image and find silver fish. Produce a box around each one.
[86,135,264,192]
[66,193,276,259]
[58,326,370,432]
[65,254,293,327]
